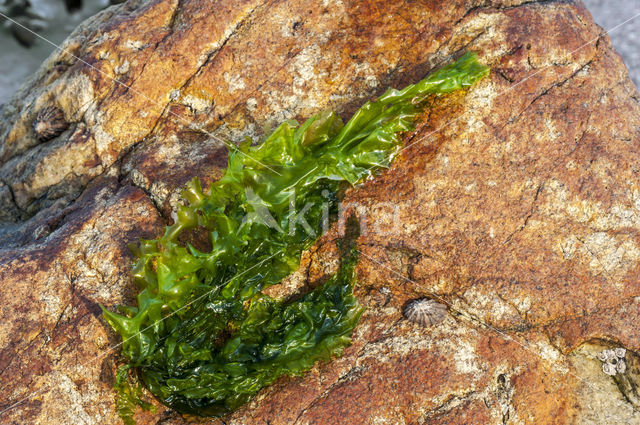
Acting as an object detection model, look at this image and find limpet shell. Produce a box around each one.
[33,106,68,142]
[403,298,448,326]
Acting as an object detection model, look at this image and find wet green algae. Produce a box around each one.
[102,53,488,423]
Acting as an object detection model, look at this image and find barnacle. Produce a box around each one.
[598,347,627,376]
[102,52,488,423]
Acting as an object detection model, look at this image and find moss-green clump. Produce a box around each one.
[102,52,488,423]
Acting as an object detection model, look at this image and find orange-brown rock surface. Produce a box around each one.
[1,0,640,424]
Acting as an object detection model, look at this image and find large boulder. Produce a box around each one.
[1,0,639,424]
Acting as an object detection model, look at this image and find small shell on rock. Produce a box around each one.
[33,106,68,142]
[597,349,616,362]
[614,348,627,359]
[597,347,628,376]
[403,298,448,326]
[602,362,617,376]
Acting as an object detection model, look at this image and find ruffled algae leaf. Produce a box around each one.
[102,52,488,422]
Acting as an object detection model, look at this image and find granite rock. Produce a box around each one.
[1,0,639,424]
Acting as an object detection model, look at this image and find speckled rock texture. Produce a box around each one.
[1,0,639,424]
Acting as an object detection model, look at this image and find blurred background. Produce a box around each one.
[0,0,119,100]
[0,0,638,102]
[584,0,640,88]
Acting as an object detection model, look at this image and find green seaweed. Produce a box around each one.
[102,52,488,421]
[114,366,156,425]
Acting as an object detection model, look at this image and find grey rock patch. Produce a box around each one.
[583,0,640,89]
